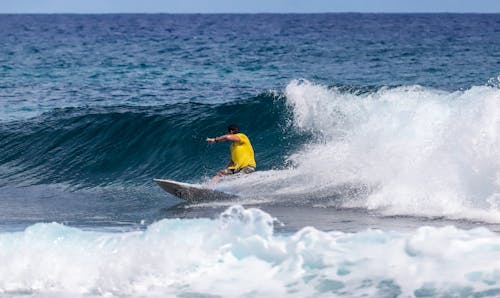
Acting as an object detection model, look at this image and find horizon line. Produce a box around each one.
[1,11,499,15]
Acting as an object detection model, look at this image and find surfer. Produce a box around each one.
[206,124,256,182]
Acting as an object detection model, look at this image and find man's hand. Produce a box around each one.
[206,137,216,144]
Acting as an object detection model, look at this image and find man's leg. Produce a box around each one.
[210,168,234,184]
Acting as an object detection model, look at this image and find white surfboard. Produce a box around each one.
[153,179,237,203]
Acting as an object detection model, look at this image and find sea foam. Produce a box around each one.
[285,79,500,221]
[1,206,500,297]
[221,79,500,222]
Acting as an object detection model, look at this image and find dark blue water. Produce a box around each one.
[1,14,499,114]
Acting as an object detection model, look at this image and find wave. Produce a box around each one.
[0,93,306,187]
[2,80,500,222]
[1,205,500,297]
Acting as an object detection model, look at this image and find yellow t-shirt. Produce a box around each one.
[228,133,256,170]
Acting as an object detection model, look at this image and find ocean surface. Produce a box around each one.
[1,13,500,297]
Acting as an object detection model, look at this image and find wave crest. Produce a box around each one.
[280,79,500,221]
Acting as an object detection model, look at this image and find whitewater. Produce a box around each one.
[218,79,500,224]
[2,206,500,297]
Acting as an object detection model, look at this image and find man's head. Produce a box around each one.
[227,124,240,134]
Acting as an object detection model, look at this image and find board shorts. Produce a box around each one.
[220,166,256,176]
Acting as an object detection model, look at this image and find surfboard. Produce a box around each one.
[153,178,237,203]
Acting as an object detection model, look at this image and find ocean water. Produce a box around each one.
[0,13,500,297]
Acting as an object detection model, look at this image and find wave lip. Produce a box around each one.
[2,206,500,297]
[0,92,294,187]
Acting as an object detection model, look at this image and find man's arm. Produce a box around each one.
[206,134,241,143]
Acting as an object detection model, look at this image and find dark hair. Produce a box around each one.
[227,124,240,134]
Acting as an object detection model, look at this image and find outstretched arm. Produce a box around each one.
[206,134,241,144]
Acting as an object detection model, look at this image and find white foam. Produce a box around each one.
[2,206,500,297]
[228,79,500,222]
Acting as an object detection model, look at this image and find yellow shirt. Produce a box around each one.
[228,133,256,170]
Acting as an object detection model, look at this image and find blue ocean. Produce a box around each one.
[1,13,500,297]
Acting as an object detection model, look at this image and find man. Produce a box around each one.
[206,124,256,181]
